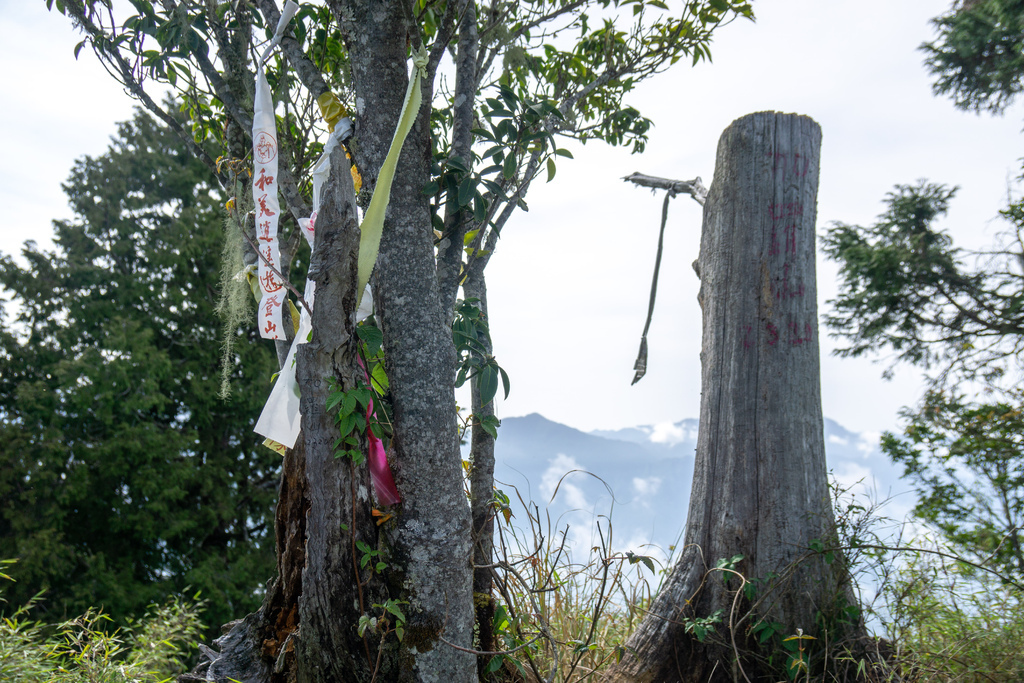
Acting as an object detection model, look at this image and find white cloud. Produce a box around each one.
[632,476,662,498]
[857,432,881,456]
[649,422,686,445]
[833,462,876,496]
[540,453,589,510]
[828,434,849,447]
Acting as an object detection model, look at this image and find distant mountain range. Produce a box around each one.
[485,414,916,563]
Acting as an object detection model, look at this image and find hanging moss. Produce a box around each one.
[217,182,257,399]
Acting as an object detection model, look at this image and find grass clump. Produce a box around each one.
[0,559,204,682]
[881,549,1024,682]
[478,479,1024,682]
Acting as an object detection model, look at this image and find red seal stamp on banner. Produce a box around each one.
[254,131,278,164]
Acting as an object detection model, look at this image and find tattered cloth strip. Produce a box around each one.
[358,357,401,505]
[317,91,348,133]
[631,191,674,385]
[252,1,299,339]
[355,44,429,308]
[256,33,418,508]
[626,173,707,385]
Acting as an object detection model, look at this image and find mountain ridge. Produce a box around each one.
[485,413,911,561]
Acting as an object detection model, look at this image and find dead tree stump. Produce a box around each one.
[608,112,858,682]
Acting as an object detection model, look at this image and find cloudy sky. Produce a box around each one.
[2,0,1021,438]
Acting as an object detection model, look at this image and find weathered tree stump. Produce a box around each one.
[608,112,858,682]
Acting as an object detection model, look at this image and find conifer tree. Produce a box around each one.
[0,108,279,636]
[826,0,1024,585]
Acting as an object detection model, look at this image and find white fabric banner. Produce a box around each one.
[251,1,299,340]
[253,68,284,339]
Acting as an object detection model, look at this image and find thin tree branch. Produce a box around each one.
[624,172,708,206]
[436,0,479,320]
[427,0,462,76]
[63,0,224,182]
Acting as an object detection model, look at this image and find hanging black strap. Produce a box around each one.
[632,190,675,385]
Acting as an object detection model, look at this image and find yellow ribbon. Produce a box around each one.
[316,91,348,133]
[349,151,363,194]
[356,45,428,308]
[262,438,289,456]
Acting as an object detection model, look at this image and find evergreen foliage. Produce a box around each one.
[823,182,1024,386]
[923,0,1024,114]
[882,390,1024,580]
[826,0,1024,601]
[0,108,279,636]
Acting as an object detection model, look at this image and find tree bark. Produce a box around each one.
[293,143,388,683]
[261,435,308,681]
[436,0,480,326]
[370,117,477,682]
[608,112,853,682]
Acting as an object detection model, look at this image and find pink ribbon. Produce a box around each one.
[358,356,401,505]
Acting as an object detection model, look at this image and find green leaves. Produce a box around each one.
[475,362,511,407]
[357,540,387,573]
[882,389,1024,581]
[681,609,723,643]
[824,181,1024,388]
[502,151,518,180]
[452,299,510,411]
[458,175,476,206]
[359,599,407,643]
[923,0,1024,114]
[479,414,502,440]
[625,551,656,574]
[325,378,374,466]
[355,325,383,357]
[715,553,744,571]
[751,619,786,645]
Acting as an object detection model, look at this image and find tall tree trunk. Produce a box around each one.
[185,3,475,679]
[608,112,854,682]
[332,0,476,678]
[463,270,498,676]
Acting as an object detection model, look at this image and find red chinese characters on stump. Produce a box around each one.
[742,157,816,352]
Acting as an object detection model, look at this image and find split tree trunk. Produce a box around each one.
[181,143,372,683]
[293,143,387,682]
[609,112,854,682]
